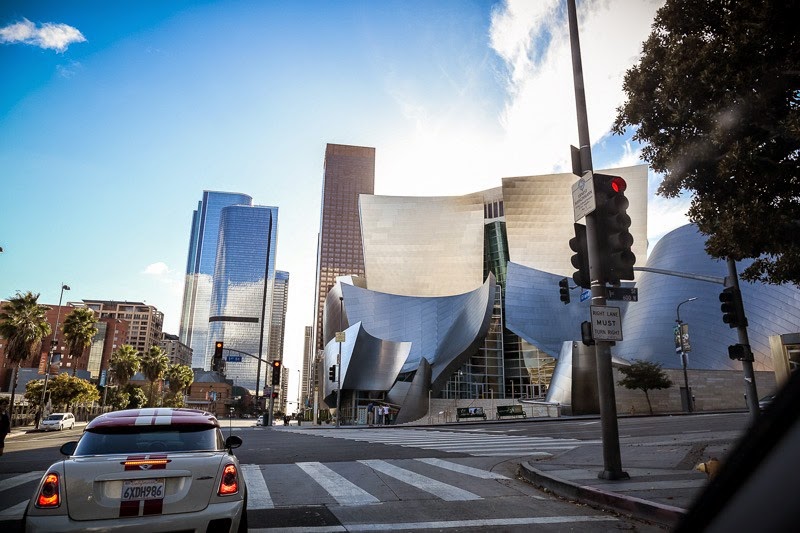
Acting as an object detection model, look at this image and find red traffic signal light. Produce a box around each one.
[593,173,635,285]
[214,341,224,357]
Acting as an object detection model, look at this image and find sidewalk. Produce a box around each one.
[517,428,738,529]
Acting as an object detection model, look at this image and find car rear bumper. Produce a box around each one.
[24,499,244,532]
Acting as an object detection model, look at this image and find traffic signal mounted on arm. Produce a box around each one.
[328,365,337,382]
[719,287,747,328]
[592,173,635,286]
[271,360,282,386]
[569,223,590,289]
[558,277,570,304]
[212,341,224,371]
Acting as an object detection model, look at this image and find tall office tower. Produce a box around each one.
[266,271,289,390]
[206,204,279,393]
[313,143,375,351]
[301,325,312,410]
[179,191,253,369]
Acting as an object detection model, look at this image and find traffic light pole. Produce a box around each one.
[568,0,627,480]
[727,258,759,421]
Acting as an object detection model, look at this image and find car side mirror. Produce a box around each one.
[225,435,242,451]
[60,441,78,456]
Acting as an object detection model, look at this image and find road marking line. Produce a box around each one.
[297,462,380,506]
[359,459,481,501]
[241,464,274,509]
[248,515,617,532]
[0,471,43,492]
[0,500,29,518]
[414,458,508,479]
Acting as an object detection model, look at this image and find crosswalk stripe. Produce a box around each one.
[297,462,380,506]
[0,500,28,518]
[241,464,274,509]
[414,458,508,479]
[0,471,43,492]
[359,459,481,501]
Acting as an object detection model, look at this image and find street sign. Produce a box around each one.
[606,287,638,302]
[580,290,590,302]
[100,369,107,387]
[225,355,242,362]
[571,174,596,222]
[674,323,690,353]
[335,331,346,343]
[590,305,623,341]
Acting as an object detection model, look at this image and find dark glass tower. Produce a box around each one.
[313,144,375,351]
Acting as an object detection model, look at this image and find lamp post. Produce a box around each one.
[39,284,69,424]
[296,368,300,418]
[336,296,343,428]
[676,297,698,413]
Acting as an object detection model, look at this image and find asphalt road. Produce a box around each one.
[0,414,749,531]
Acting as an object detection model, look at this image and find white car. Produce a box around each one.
[24,407,247,532]
[40,412,75,431]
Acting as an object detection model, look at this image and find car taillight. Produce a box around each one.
[36,473,61,508]
[218,464,239,496]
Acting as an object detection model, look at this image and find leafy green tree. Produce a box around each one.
[164,364,194,407]
[109,345,140,387]
[105,386,130,411]
[617,360,673,415]
[24,379,45,410]
[140,346,169,407]
[0,292,51,411]
[124,385,147,409]
[46,373,100,411]
[62,307,98,376]
[613,0,800,284]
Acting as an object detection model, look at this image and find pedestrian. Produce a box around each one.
[0,402,11,457]
[383,405,390,425]
[367,402,374,426]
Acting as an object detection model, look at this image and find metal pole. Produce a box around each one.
[336,296,343,428]
[255,250,271,420]
[39,284,69,422]
[568,0,627,480]
[676,298,697,413]
[727,258,759,421]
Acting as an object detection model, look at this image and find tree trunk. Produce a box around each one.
[8,363,20,426]
[644,390,653,415]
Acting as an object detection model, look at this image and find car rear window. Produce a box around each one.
[73,425,223,455]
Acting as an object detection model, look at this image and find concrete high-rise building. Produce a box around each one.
[83,300,164,356]
[179,191,253,369]
[268,271,289,363]
[313,144,375,352]
[160,333,192,367]
[301,325,312,412]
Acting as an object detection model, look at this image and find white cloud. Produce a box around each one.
[0,18,86,52]
[142,262,172,277]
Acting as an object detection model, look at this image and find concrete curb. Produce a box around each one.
[518,461,686,529]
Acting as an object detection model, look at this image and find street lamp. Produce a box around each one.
[296,368,301,418]
[676,297,698,413]
[39,283,69,425]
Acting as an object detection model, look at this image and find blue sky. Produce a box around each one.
[1,0,687,400]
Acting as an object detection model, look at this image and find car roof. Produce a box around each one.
[85,408,219,430]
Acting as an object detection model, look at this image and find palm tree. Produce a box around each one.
[165,364,194,407]
[109,345,140,388]
[62,307,98,376]
[140,346,169,407]
[0,292,51,416]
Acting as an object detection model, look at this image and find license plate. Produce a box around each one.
[121,479,165,500]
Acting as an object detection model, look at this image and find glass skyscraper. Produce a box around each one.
[179,192,280,395]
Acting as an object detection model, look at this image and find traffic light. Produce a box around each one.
[328,365,336,382]
[569,223,590,289]
[212,341,224,371]
[580,321,594,346]
[558,277,570,304]
[593,173,635,285]
[719,287,747,328]
[271,360,282,386]
[728,343,753,361]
